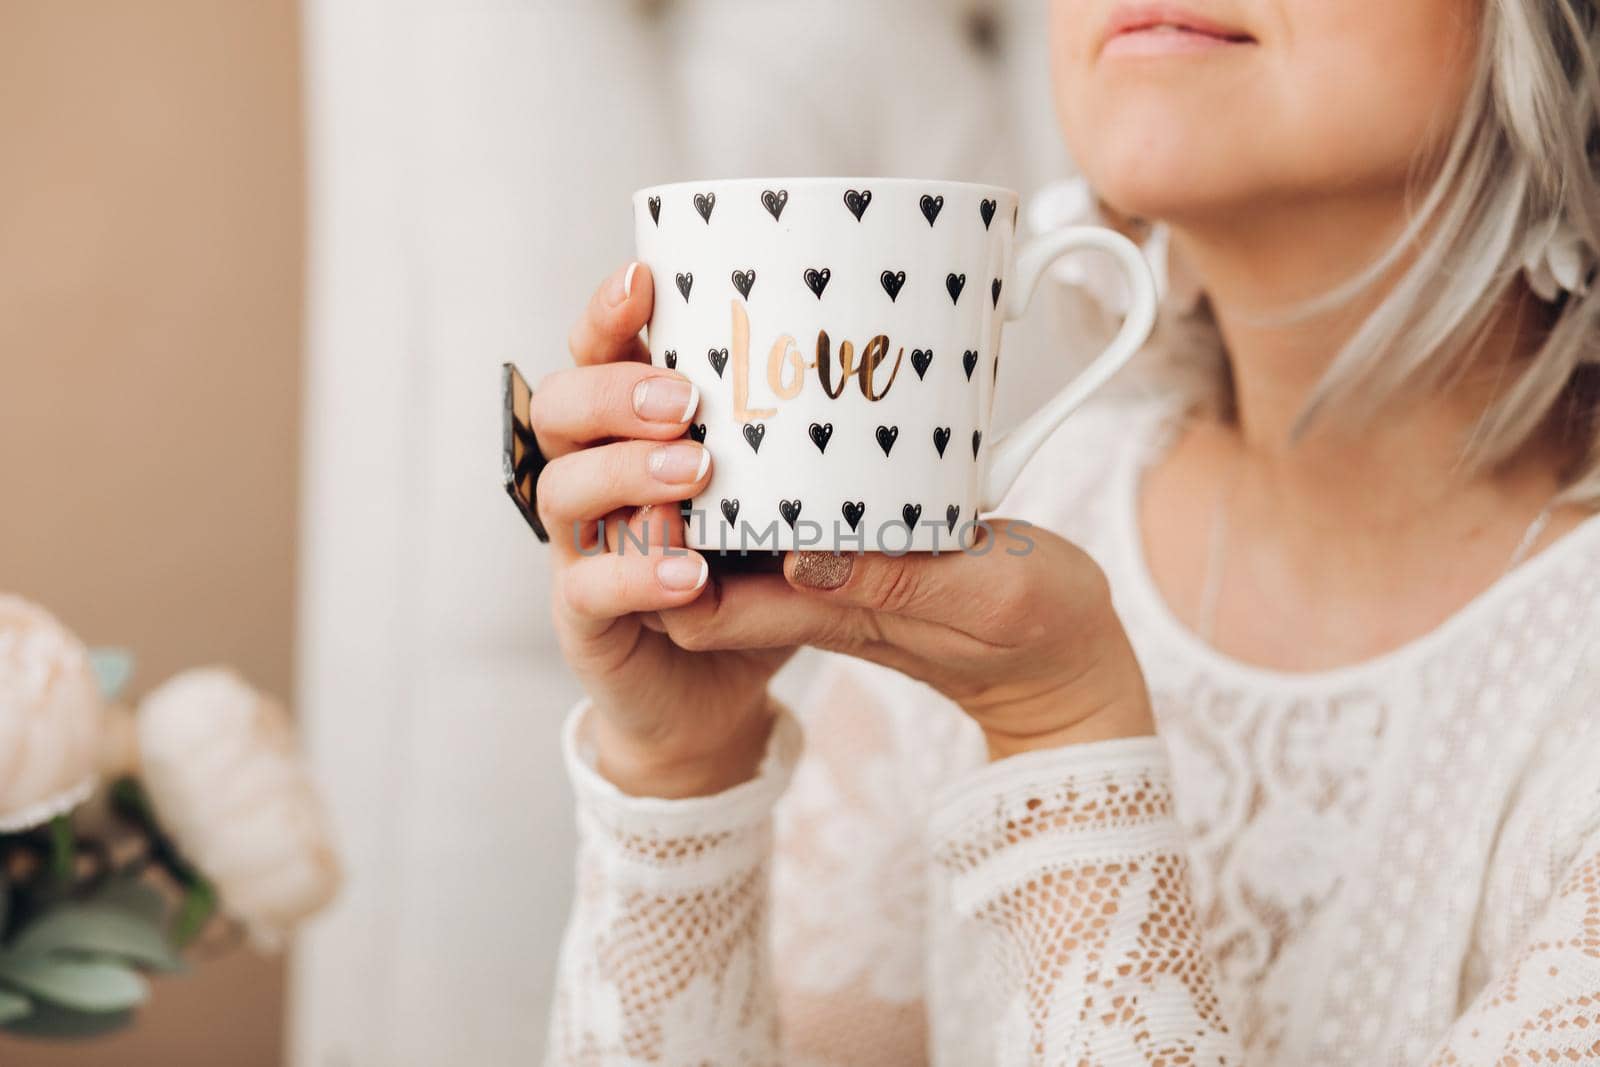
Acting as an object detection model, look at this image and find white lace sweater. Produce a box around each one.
[546,399,1600,1066]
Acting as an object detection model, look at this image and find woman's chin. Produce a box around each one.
[1062,92,1281,223]
[1084,162,1251,228]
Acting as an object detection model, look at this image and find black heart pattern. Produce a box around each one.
[946,273,966,305]
[875,424,899,456]
[804,267,831,299]
[844,189,872,221]
[648,186,1017,545]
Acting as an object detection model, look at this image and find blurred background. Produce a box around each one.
[0,1,1085,1063]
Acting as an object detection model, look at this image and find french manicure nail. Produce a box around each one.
[606,262,637,306]
[648,442,710,483]
[657,554,708,592]
[633,377,698,423]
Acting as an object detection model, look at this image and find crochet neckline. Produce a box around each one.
[1109,404,1600,694]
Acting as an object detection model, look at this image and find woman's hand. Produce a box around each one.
[532,262,794,797]
[659,526,1153,760]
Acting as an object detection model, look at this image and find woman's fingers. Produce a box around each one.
[555,548,710,639]
[531,363,699,459]
[651,523,1068,655]
[605,496,689,554]
[781,548,968,621]
[554,473,702,645]
[781,521,1097,643]
[567,261,653,367]
[539,439,711,554]
[659,568,938,657]
[532,263,677,458]
[619,504,690,631]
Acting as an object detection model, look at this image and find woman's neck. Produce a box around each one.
[1168,195,1566,528]
[1140,194,1587,670]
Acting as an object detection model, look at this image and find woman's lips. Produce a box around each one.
[1101,5,1256,58]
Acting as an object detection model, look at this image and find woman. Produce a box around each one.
[531,1,1600,1063]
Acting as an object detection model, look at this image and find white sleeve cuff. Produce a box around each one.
[928,735,1181,915]
[563,700,803,892]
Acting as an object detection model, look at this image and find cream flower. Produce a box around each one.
[136,668,340,949]
[0,595,102,831]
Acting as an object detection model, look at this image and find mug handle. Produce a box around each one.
[979,226,1158,511]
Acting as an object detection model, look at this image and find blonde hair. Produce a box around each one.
[1177,0,1600,503]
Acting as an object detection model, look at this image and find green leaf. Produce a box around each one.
[48,817,74,886]
[171,880,217,949]
[88,874,167,926]
[88,649,135,701]
[12,904,183,972]
[0,989,32,1024]
[108,777,154,828]
[0,955,148,1012]
[0,1000,132,1038]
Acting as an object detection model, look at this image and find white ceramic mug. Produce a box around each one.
[633,177,1156,552]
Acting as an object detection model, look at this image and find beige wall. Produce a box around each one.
[0,2,303,1064]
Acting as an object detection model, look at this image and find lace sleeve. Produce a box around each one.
[929,736,1244,1065]
[1428,829,1600,1064]
[546,701,803,1067]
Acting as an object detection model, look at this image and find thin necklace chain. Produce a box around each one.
[1194,464,1561,646]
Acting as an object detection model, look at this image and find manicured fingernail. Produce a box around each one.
[607,261,639,306]
[657,554,708,592]
[648,442,710,483]
[791,552,853,590]
[633,377,698,423]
